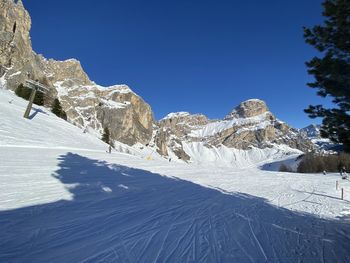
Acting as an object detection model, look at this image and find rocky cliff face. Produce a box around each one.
[0,0,154,146]
[226,99,269,119]
[1,0,317,162]
[0,0,43,88]
[154,112,211,160]
[300,124,341,152]
[54,81,154,145]
[154,99,315,161]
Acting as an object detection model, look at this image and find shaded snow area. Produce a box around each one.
[1,89,350,262]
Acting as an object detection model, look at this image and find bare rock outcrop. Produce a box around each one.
[226,99,269,119]
[0,0,155,146]
[1,0,316,160]
[154,99,315,160]
[53,81,154,146]
[0,0,45,89]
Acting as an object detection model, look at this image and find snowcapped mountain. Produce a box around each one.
[300,124,341,152]
[53,80,154,146]
[300,124,321,138]
[0,0,320,166]
[0,0,154,146]
[153,99,312,164]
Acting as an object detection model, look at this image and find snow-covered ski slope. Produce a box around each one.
[1,89,350,263]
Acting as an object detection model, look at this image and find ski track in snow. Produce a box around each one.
[1,89,350,262]
[1,148,350,262]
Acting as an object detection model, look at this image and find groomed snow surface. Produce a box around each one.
[1,89,350,262]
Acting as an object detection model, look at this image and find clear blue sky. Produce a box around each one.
[24,0,328,128]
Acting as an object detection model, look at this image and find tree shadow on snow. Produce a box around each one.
[0,153,350,263]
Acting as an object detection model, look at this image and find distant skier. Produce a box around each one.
[108,144,112,154]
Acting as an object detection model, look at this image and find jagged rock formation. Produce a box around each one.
[1,0,318,162]
[0,0,154,146]
[154,99,314,160]
[0,0,46,89]
[300,124,340,152]
[226,99,269,119]
[154,112,211,160]
[54,81,154,145]
[300,124,321,138]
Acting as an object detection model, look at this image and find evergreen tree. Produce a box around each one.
[303,0,350,152]
[15,84,24,97]
[51,98,67,120]
[51,98,62,116]
[33,91,44,106]
[15,84,31,100]
[102,127,110,144]
[15,84,44,106]
[60,111,67,121]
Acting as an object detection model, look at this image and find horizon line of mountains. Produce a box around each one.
[0,0,337,162]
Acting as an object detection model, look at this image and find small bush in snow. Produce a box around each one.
[101,127,110,144]
[51,98,67,120]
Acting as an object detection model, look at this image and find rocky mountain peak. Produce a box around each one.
[0,0,155,146]
[153,98,315,160]
[42,58,92,86]
[1,1,320,163]
[161,112,191,120]
[160,112,209,126]
[227,99,269,119]
[300,124,321,138]
[0,0,32,69]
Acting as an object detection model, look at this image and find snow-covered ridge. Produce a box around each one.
[54,81,133,108]
[244,98,265,103]
[300,124,321,138]
[55,81,133,96]
[190,112,272,137]
[300,124,340,152]
[161,111,191,120]
[94,83,133,94]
